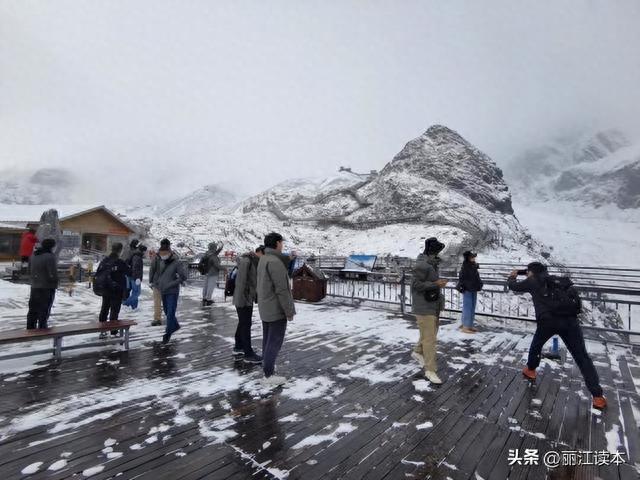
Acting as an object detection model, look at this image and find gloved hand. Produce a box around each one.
[135,279,141,286]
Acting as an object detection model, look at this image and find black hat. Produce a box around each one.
[463,250,477,259]
[129,239,140,249]
[160,238,171,248]
[526,262,548,275]
[255,245,266,254]
[424,237,445,255]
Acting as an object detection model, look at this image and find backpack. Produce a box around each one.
[225,266,238,297]
[93,257,117,297]
[197,255,209,275]
[544,275,581,317]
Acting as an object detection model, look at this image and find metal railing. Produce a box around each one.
[323,270,640,341]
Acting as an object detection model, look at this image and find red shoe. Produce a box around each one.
[592,396,607,410]
[522,367,537,380]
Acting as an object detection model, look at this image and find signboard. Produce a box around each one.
[59,232,81,259]
[343,255,377,272]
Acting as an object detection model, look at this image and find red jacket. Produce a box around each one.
[19,231,38,257]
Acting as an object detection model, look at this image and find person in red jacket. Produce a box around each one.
[20,228,38,263]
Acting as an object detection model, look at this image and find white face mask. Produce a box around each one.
[159,254,170,260]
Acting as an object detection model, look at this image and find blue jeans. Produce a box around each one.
[162,293,180,336]
[461,291,477,327]
[262,319,287,377]
[123,280,141,309]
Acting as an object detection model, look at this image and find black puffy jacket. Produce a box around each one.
[507,273,581,322]
[457,262,483,292]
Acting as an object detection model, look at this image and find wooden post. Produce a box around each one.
[400,270,406,315]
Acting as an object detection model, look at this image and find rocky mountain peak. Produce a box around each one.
[384,125,513,214]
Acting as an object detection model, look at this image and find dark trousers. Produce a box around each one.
[162,293,180,336]
[27,288,56,329]
[99,292,122,322]
[527,319,603,397]
[262,319,287,377]
[235,306,255,356]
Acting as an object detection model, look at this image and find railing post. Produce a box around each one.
[400,270,406,315]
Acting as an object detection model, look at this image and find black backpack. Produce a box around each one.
[197,255,209,275]
[544,275,581,317]
[225,267,238,297]
[93,257,117,297]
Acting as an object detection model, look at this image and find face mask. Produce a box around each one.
[159,254,170,260]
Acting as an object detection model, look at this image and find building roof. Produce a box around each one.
[0,205,135,233]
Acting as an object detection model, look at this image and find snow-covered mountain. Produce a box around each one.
[506,129,640,209]
[143,125,541,261]
[0,168,80,204]
[155,185,242,218]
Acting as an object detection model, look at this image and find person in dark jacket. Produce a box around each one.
[410,237,448,385]
[149,239,171,326]
[202,241,223,306]
[508,262,607,410]
[97,242,131,337]
[123,244,146,309]
[456,251,483,333]
[20,228,38,266]
[257,232,296,388]
[150,243,187,344]
[232,245,265,364]
[26,238,58,329]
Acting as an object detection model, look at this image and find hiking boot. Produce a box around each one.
[411,351,425,367]
[261,375,287,388]
[424,370,443,385]
[232,347,244,356]
[201,299,208,307]
[522,367,537,380]
[461,327,476,334]
[162,333,171,344]
[151,321,162,326]
[592,396,607,410]
[243,354,263,365]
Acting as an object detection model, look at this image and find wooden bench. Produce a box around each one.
[0,321,137,361]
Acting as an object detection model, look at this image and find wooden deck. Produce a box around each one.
[0,297,639,480]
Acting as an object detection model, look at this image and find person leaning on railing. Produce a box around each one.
[507,262,607,410]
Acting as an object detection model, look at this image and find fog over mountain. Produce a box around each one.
[1,1,639,204]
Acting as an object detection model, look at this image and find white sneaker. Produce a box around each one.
[261,375,287,388]
[424,370,443,385]
[411,351,425,367]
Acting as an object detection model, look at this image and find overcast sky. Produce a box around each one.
[1,0,639,204]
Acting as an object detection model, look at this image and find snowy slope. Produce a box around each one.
[506,129,640,209]
[0,168,80,204]
[159,184,242,218]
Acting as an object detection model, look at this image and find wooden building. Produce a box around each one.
[0,205,136,260]
[292,264,327,302]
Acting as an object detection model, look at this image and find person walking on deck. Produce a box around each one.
[232,245,265,364]
[507,262,607,410]
[200,241,223,306]
[257,233,296,388]
[456,250,483,334]
[149,239,171,326]
[410,237,448,385]
[151,242,187,344]
[26,238,58,329]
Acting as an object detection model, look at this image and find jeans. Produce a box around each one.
[123,280,141,309]
[235,306,255,356]
[202,274,217,300]
[461,291,478,327]
[99,291,123,322]
[162,293,180,336]
[414,314,439,372]
[27,288,56,329]
[262,319,287,377]
[527,319,603,397]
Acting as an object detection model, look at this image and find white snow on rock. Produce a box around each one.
[82,465,105,477]
[281,376,340,400]
[48,459,68,471]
